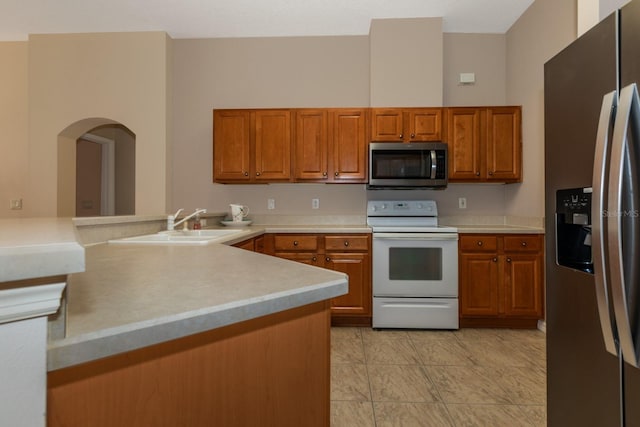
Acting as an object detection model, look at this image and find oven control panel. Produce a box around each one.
[367,200,437,217]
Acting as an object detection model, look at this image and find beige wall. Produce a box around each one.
[172,36,371,215]
[370,18,443,107]
[443,33,507,106]
[504,0,577,220]
[0,42,28,218]
[27,32,171,217]
[172,32,512,217]
[1,7,582,220]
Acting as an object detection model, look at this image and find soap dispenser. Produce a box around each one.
[193,211,202,230]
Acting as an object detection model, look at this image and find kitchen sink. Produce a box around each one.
[108,229,243,245]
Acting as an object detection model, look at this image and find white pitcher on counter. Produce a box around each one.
[230,204,249,222]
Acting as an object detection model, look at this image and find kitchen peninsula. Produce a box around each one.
[2,219,347,427]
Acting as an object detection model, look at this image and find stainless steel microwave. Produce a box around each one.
[368,142,448,189]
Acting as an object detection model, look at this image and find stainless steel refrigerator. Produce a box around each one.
[544,1,640,425]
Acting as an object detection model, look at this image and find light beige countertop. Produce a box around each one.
[47,241,347,371]
[450,224,545,234]
[0,218,85,283]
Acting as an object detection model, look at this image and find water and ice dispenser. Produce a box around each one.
[556,187,593,273]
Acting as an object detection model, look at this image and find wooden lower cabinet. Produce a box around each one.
[47,300,331,427]
[459,234,544,328]
[263,233,372,326]
[232,235,264,253]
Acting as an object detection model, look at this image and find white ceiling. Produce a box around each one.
[0,0,535,41]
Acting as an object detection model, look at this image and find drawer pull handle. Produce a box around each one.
[293,241,298,246]
[521,242,527,247]
[477,241,483,246]
[344,241,349,247]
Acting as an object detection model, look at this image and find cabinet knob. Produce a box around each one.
[476,172,481,176]
[323,172,327,177]
[411,133,415,138]
[521,241,527,247]
[256,172,261,176]
[326,257,331,262]
[335,172,339,177]
[312,256,317,262]
[344,241,349,247]
[244,172,249,176]
[507,257,512,263]
[399,134,403,139]
[488,171,494,176]
[493,257,498,262]
[293,241,298,246]
[477,241,483,246]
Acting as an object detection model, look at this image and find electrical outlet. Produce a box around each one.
[312,198,320,209]
[458,197,467,209]
[267,198,275,210]
[10,199,22,210]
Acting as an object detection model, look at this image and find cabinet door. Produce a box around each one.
[486,107,522,182]
[295,110,328,181]
[408,108,442,141]
[233,238,255,251]
[325,252,371,316]
[459,253,500,316]
[329,109,368,182]
[370,109,404,142]
[213,110,252,182]
[255,110,292,181]
[446,108,482,181]
[504,253,544,318]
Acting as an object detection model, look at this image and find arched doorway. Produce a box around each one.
[57,118,136,217]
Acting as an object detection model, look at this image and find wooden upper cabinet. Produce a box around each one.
[213,110,252,182]
[486,107,522,182]
[445,106,522,183]
[294,109,328,180]
[371,108,442,142]
[370,109,404,141]
[328,109,368,182]
[214,109,292,183]
[446,108,482,180]
[407,109,442,141]
[293,108,367,183]
[254,110,291,181]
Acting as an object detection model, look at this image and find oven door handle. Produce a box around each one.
[373,233,459,241]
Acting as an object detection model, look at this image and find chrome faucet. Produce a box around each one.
[167,208,206,231]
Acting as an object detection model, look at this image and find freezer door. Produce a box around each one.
[544,11,622,427]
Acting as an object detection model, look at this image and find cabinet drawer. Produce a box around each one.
[504,235,542,253]
[324,235,369,251]
[274,235,319,251]
[460,235,498,252]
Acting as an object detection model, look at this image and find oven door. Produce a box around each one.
[372,232,458,297]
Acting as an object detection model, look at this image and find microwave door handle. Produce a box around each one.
[430,150,437,179]
[592,90,618,356]
[608,83,640,368]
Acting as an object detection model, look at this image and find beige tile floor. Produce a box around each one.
[330,327,546,427]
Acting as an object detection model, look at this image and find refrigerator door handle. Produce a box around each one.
[608,82,640,368]
[592,90,618,355]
